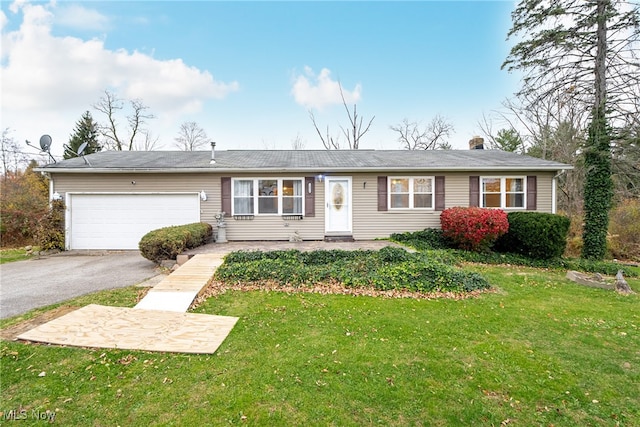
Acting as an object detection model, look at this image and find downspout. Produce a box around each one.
[46,172,54,202]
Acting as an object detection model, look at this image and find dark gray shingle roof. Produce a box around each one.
[38,149,572,173]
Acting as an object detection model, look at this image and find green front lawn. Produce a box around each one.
[0,247,37,264]
[1,263,638,425]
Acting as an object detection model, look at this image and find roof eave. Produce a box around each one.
[36,165,573,173]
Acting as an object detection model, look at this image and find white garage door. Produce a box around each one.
[69,194,201,250]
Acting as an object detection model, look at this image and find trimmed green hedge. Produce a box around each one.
[495,212,570,260]
[139,222,213,264]
[215,247,491,293]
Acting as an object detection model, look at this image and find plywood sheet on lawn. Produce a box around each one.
[17,304,238,354]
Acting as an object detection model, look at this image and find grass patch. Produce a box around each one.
[0,247,38,264]
[391,230,639,277]
[2,266,639,425]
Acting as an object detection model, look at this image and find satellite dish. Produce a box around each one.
[77,142,89,156]
[39,135,52,152]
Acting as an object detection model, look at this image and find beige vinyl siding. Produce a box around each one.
[351,174,440,240]
[51,170,557,242]
[223,173,324,241]
[52,173,220,226]
[533,172,553,212]
[350,172,556,240]
[52,172,325,241]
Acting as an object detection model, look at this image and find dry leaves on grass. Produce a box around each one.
[190,279,493,310]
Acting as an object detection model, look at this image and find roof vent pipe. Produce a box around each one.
[210,141,216,164]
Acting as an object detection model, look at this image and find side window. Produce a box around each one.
[481,177,525,209]
[389,177,434,209]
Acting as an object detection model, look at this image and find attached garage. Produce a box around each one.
[67,193,201,250]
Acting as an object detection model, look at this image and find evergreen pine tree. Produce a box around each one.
[64,111,102,159]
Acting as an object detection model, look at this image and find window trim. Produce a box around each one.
[388,176,435,210]
[480,176,526,209]
[231,178,305,216]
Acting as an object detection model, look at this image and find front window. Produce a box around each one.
[233,180,254,214]
[282,179,303,214]
[258,179,278,214]
[232,178,304,215]
[389,177,434,209]
[481,177,525,209]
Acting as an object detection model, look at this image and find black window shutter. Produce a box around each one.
[527,175,537,210]
[469,176,480,207]
[221,177,231,216]
[378,176,388,211]
[305,177,315,217]
[435,176,445,211]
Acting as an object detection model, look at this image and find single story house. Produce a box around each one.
[36,143,572,250]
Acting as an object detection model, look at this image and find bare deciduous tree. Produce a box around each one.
[93,90,155,151]
[309,110,341,149]
[290,133,306,150]
[390,115,454,150]
[309,82,375,150]
[138,130,161,151]
[479,92,589,216]
[1,128,32,178]
[174,121,210,151]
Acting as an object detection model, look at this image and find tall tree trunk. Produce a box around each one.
[582,0,614,260]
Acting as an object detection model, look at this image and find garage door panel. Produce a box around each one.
[70,194,200,250]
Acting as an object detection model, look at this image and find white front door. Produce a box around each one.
[325,177,352,234]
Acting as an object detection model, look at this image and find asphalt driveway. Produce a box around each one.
[0,251,158,319]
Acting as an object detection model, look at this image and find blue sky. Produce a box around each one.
[1,0,521,160]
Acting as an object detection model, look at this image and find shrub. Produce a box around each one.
[139,222,213,264]
[495,212,571,260]
[36,200,65,251]
[608,198,640,262]
[440,207,509,252]
[0,163,49,247]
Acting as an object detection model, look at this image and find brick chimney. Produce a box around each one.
[469,136,484,150]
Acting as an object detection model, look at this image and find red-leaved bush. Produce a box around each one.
[440,207,509,252]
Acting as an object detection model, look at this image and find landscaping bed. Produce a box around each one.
[213,247,491,294]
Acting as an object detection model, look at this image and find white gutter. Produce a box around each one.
[35,165,574,174]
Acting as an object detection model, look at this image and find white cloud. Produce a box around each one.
[0,1,239,156]
[0,9,7,31]
[55,4,110,31]
[291,66,362,110]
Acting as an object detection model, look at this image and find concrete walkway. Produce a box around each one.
[17,254,238,354]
